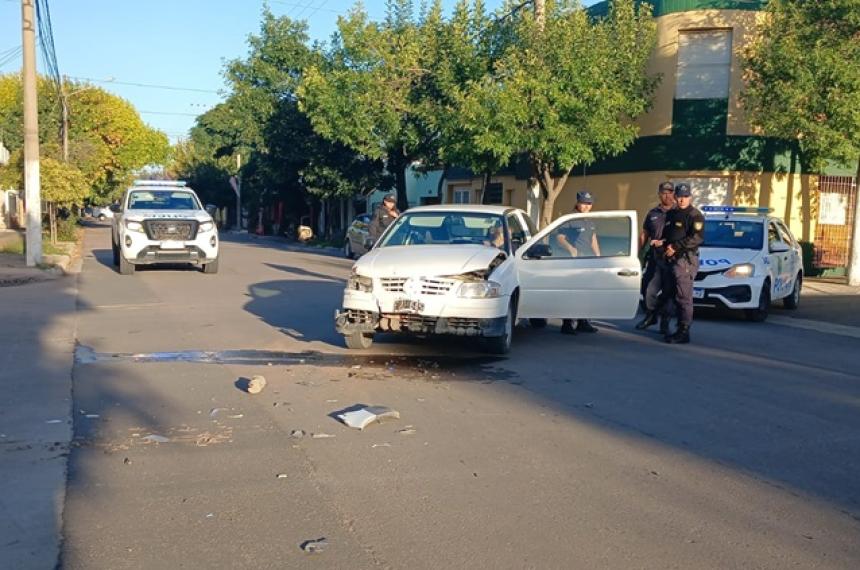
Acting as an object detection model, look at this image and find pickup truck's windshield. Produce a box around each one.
[380,212,507,251]
[127,190,200,210]
[703,219,764,250]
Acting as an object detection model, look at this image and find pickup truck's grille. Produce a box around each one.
[144,220,198,241]
[379,277,457,295]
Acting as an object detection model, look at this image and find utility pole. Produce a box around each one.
[21,0,41,266]
[229,153,242,231]
[848,157,860,286]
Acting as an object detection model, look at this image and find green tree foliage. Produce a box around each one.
[0,74,169,203]
[455,0,658,226]
[742,0,860,171]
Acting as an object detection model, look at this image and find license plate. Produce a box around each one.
[693,288,705,299]
[393,299,424,313]
[160,240,184,250]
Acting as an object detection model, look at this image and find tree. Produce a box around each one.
[455,0,658,227]
[743,0,860,284]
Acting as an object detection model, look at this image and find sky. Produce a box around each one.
[0,0,599,144]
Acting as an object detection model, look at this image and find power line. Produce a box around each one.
[269,1,340,15]
[66,75,221,94]
[139,110,201,117]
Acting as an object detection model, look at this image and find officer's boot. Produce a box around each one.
[666,323,690,344]
[659,316,670,336]
[635,311,657,330]
[576,319,598,333]
[560,319,577,335]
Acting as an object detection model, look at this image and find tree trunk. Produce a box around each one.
[537,165,572,229]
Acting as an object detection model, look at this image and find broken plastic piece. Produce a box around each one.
[276,473,288,479]
[301,538,328,554]
[290,429,305,439]
[247,375,267,394]
[336,406,400,430]
[142,434,169,443]
[209,407,228,418]
[311,433,336,439]
[398,426,417,435]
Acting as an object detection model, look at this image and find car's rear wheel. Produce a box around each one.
[482,299,515,355]
[203,255,219,274]
[344,332,373,350]
[783,273,802,309]
[529,318,547,329]
[98,214,106,221]
[118,253,135,275]
[344,240,354,259]
[745,281,770,322]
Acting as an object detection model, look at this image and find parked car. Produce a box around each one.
[110,180,219,275]
[335,204,641,353]
[694,206,803,321]
[344,213,372,258]
[92,206,114,221]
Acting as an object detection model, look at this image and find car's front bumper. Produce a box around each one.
[693,274,763,309]
[121,232,219,265]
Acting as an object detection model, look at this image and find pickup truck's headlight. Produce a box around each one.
[199,221,215,233]
[125,220,145,233]
[457,281,502,299]
[347,273,373,292]
[724,263,754,278]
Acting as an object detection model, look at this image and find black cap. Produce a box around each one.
[674,183,692,197]
[576,191,594,204]
[658,181,674,192]
[382,193,396,202]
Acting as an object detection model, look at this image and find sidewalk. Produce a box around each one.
[778,278,860,328]
[0,275,78,569]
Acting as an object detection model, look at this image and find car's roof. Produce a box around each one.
[405,204,519,215]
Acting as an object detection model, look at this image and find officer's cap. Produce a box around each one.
[382,193,396,203]
[674,183,692,197]
[658,181,674,193]
[576,191,594,204]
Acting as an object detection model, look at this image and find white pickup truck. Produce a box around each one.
[110,181,220,275]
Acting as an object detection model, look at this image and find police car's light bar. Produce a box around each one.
[132,180,187,187]
[702,206,771,214]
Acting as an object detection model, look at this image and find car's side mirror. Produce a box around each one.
[109,204,121,213]
[770,241,790,254]
[524,243,551,259]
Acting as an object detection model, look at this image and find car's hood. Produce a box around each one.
[355,245,505,277]
[699,247,758,270]
[123,210,211,222]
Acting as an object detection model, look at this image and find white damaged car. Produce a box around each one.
[110,181,220,275]
[335,205,642,353]
[694,206,803,321]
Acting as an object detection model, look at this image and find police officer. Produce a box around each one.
[557,191,601,335]
[635,182,676,333]
[654,183,704,344]
[369,193,400,243]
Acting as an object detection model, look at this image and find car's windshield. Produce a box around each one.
[380,212,507,251]
[703,219,764,250]
[127,190,200,210]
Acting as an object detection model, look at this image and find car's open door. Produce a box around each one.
[515,211,641,319]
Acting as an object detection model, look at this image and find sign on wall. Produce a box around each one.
[818,192,848,226]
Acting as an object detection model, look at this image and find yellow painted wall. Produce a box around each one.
[637,9,763,137]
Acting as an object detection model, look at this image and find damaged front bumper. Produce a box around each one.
[335,308,507,337]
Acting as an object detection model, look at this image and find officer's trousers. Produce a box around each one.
[643,255,668,312]
[660,255,699,326]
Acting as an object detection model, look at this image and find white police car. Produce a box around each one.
[694,207,803,321]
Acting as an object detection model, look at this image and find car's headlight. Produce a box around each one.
[457,281,502,299]
[724,263,755,278]
[199,221,215,232]
[125,220,145,233]
[347,273,373,292]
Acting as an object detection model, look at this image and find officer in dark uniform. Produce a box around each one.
[557,191,601,335]
[368,193,400,243]
[635,182,676,333]
[654,183,704,344]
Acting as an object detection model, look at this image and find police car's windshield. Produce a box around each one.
[703,219,764,250]
[380,212,507,251]
[128,190,200,210]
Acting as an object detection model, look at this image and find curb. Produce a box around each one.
[224,231,344,258]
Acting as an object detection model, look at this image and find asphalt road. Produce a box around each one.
[56,225,860,569]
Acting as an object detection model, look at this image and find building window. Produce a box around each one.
[675,30,732,100]
[452,187,471,204]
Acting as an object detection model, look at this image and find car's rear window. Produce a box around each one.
[704,219,764,250]
[128,190,200,210]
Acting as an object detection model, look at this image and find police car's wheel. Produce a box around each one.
[783,273,802,310]
[118,253,135,275]
[745,281,770,322]
[344,332,373,350]
[529,318,547,329]
[111,238,119,266]
[203,255,219,274]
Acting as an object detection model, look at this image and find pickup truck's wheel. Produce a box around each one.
[745,280,770,322]
[203,255,219,274]
[483,300,515,354]
[529,318,547,329]
[344,332,373,350]
[118,252,135,275]
[783,273,801,309]
[111,238,119,266]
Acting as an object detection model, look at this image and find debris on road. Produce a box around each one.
[335,405,400,430]
[123,457,132,465]
[398,426,417,436]
[301,538,328,554]
[142,434,169,444]
[45,419,63,424]
[209,407,228,418]
[371,442,391,448]
[246,375,267,394]
[276,473,289,479]
[227,413,244,419]
[584,402,594,409]
[290,429,306,439]
[311,433,336,439]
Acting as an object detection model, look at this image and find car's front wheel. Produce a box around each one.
[203,255,219,274]
[482,299,515,355]
[118,252,135,275]
[783,273,802,309]
[745,281,770,322]
[344,332,373,350]
[344,239,354,259]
